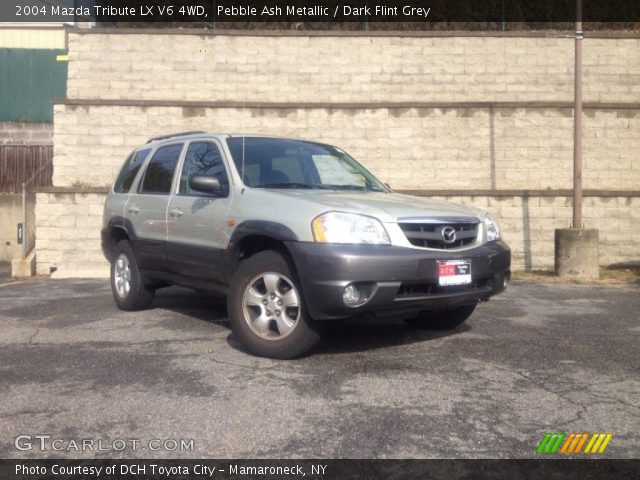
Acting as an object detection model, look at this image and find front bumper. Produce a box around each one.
[285,240,511,320]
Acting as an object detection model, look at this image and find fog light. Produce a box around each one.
[343,284,362,307]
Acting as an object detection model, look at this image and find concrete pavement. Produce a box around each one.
[0,279,638,458]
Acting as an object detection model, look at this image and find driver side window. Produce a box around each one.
[179,141,229,196]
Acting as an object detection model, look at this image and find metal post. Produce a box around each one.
[502,0,506,31]
[573,0,583,229]
[21,182,27,259]
[365,1,369,31]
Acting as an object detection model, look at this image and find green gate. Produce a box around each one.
[0,49,68,123]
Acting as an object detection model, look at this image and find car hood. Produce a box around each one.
[239,189,485,224]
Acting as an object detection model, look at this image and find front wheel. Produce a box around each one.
[227,250,320,359]
[404,304,477,330]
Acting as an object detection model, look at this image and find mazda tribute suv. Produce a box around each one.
[102,132,511,358]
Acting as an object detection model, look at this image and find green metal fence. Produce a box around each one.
[0,49,68,123]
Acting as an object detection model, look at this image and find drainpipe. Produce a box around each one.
[555,0,599,280]
[573,0,583,229]
[21,182,26,259]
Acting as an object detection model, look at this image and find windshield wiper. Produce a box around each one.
[321,184,385,192]
[320,184,366,190]
[255,182,385,192]
[255,182,319,189]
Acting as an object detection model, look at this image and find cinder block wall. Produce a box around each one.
[51,104,640,191]
[34,191,640,277]
[0,194,23,261]
[0,122,52,146]
[37,30,640,277]
[66,34,639,103]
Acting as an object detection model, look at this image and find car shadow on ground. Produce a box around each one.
[151,286,471,356]
[314,320,471,356]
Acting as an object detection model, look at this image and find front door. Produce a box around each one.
[166,140,233,283]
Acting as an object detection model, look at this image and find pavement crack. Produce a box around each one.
[551,404,587,430]
[27,328,40,344]
[485,363,588,428]
[580,391,640,412]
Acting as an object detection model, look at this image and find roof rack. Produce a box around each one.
[146,131,207,144]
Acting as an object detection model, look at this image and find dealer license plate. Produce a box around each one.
[437,260,472,286]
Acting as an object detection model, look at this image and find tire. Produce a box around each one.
[110,240,155,311]
[404,304,477,330]
[227,250,321,359]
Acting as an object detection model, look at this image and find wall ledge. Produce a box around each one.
[53,98,640,111]
[68,27,640,39]
[398,189,640,197]
[37,186,109,194]
[34,187,639,197]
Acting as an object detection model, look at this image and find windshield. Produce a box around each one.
[226,137,387,192]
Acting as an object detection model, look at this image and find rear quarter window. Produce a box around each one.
[113,148,151,193]
[140,143,184,194]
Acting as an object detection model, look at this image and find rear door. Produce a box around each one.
[125,143,184,271]
[105,147,152,234]
[166,139,233,283]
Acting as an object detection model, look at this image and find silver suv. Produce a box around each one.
[102,132,510,358]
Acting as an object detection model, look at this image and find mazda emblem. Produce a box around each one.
[441,226,457,244]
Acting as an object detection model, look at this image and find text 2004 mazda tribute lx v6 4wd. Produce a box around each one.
[102,133,510,359]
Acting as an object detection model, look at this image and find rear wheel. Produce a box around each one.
[110,240,154,311]
[227,250,320,359]
[404,304,476,330]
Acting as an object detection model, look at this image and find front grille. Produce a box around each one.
[398,217,479,250]
[397,278,491,299]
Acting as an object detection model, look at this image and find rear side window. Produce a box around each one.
[113,148,151,193]
[140,144,183,194]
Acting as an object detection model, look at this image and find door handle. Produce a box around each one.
[169,208,184,218]
[127,206,140,214]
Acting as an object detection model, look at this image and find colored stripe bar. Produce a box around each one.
[559,433,575,454]
[598,434,613,453]
[549,433,566,454]
[591,433,606,453]
[537,433,566,454]
[584,434,599,453]
[537,433,553,454]
[568,434,582,453]
[574,433,589,454]
[542,432,613,455]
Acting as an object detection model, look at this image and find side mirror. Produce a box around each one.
[190,175,223,195]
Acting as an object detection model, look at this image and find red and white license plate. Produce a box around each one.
[438,260,472,286]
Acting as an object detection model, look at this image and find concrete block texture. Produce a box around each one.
[66,33,640,104]
[35,193,108,277]
[0,122,53,146]
[51,105,640,192]
[36,31,640,277]
[34,192,637,278]
[554,229,600,279]
[11,249,36,279]
[0,194,22,262]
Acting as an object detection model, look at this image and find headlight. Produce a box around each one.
[484,214,501,242]
[312,212,390,245]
